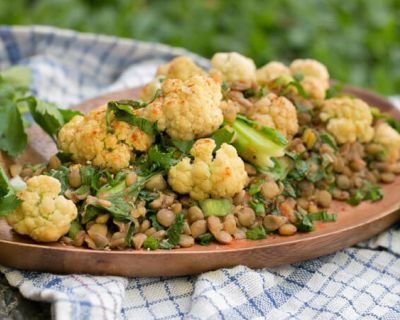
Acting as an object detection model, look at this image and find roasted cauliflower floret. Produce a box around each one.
[373,122,400,162]
[140,75,223,140]
[140,76,163,102]
[6,176,77,242]
[210,52,256,83]
[290,59,329,83]
[320,98,374,144]
[246,93,299,139]
[256,61,291,85]
[156,56,205,81]
[58,105,154,171]
[168,139,248,200]
[290,59,330,100]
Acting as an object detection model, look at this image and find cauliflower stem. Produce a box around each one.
[229,115,287,169]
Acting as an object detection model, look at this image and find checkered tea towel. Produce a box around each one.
[0,26,399,320]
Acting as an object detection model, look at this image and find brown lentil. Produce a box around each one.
[95,214,110,224]
[380,172,395,184]
[336,174,351,190]
[263,215,288,232]
[279,199,297,223]
[244,163,257,176]
[187,206,204,223]
[314,190,332,208]
[139,220,151,233]
[261,180,281,200]
[156,209,176,227]
[171,203,183,214]
[68,165,82,188]
[183,220,191,235]
[145,174,167,191]
[179,235,195,248]
[125,172,137,186]
[48,155,61,170]
[223,214,237,234]
[133,233,147,250]
[207,216,223,235]
[214,230,233,244]
[237,207,256,227]
[191,220,207,238]
[145,227,156,237]
[331,188,350,201]
[350,158,366,172]
[278,224,297,236]
[87,223,108,238]
[233,190,247,205]
[152,230,166,240]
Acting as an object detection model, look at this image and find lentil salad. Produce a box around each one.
[1,53,400,250]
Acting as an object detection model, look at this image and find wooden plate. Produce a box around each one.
[0,86,399,277]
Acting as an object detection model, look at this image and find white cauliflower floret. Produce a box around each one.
[210,52,256,83]
[140,76,163,102]
[139,75,223,140]
[58,105,154,171]
[320,98,374,144]
[290,59,329,83]
[156,56,205,81]
[300,76,327,100]
[247,93,299,139]
[290,59,330,100]
[168,139,248,200]
[6,176,77,242]
[256,61,291,85]
[373,122,400,162]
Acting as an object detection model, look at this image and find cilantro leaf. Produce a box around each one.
[107,100,155,135]
[246,225,267,240]
[143,236,159,250]
[171,139,194,154]
[211,127,234,150]
[308,211,337,222]
[197,233,214,245]
[166,213,184,246]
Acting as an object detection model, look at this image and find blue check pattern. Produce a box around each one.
[0,26,399,320]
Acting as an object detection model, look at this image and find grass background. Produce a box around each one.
[1,0,399,94]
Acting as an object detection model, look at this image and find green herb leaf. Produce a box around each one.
[295,213,314,232]
[107,101,155,135]
[0,100,27,158]
[320,132,338,151]
[59,109,83,122]
[0,168,22,216]
[171,139,194,154]
[46,166,69,193]
[166,213,184,246]
[143,236,159,250]
[148,145,179,170]
[308,211,337,222]
[246,225,267,240]
[248,179,264,196]
[211,127,234,150]
[148,213,164,231]
[197,233,214,245]
[248,199,265,215]
[68,218,82,239]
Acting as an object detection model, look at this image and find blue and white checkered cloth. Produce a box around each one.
[0,26,399,320]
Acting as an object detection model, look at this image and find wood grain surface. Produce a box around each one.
[0,85,399,277]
